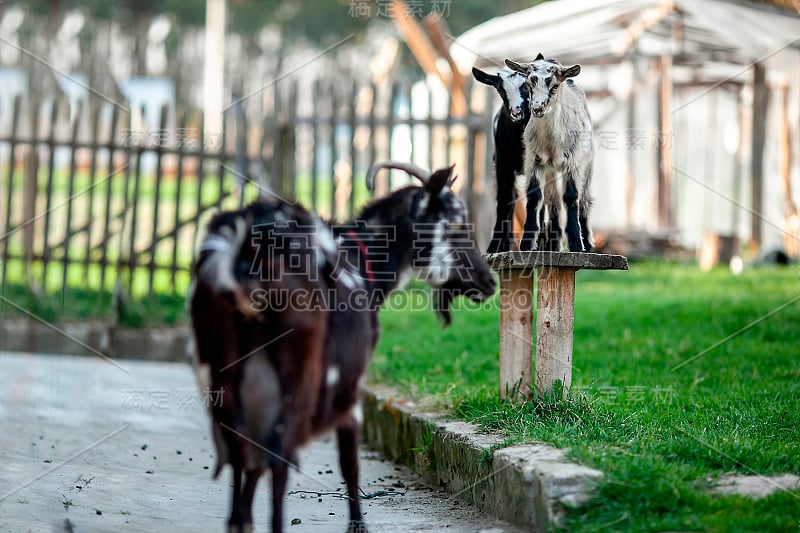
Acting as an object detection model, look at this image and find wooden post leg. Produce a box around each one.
[535,267,576,398]
[499,269,533,400]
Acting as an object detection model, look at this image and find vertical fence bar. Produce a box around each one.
[216,111,227,210]
[367,82,378,193]
[127,105,145,294]
[427,84,435,172]
[286,80,297,200]
[386,82,399,191]
[60,100,82,292]
[466,124,477,220]
[41,100,60,288]
[115,112,133,295]
[23,101,41,286]
[445,92,454,167]
[83,103,103,285]
[1,95,22,287]
[311,79,320,211]
[347,81,357,219]
[329,82,338,220]
[99,104,119,293]
[170,110,188,292]
[258,106,272,196]
[147,105,169,295]
[189,112,206,257]
[234,101,248,206]
[272,84,283,196]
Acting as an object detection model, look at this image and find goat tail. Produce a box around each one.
[195,214,255,315]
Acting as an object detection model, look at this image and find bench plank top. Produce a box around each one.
[486,251,629,271]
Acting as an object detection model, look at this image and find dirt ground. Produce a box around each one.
[0,352,520,533]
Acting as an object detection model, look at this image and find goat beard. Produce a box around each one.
[434,282,476,327]
[433,287,455,327]
[434,280,494,327]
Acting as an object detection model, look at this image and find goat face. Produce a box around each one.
[411,166,497,325]
[505,55,581,118]
[472,66,529,122]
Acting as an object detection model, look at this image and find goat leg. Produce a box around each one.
[487,161,518,254]
[541,201,560,252]
[237,469,261,533]
[270,463,289,533]
[337,416,368,533]
[563,178,583,252]
[579,196,593,252]
[228,466,245,533]
[520,171,543,251]
[580,164,594,252]
[579,204,592,252]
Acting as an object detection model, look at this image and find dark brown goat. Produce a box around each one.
[189,162,496,533]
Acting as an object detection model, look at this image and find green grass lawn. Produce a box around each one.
[369,262,800,532]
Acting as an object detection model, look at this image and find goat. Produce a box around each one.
[189,161,496,533]
[472,66,530,253]
[505,54,594,252]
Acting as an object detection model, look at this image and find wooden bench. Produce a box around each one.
[487,251,629,400]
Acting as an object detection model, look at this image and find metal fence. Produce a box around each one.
[0,79,493,298]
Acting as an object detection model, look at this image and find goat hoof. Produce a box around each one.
[227,523,253,533]
[347,520,369,533]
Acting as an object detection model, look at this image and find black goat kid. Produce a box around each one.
[189,162,496,533]
[472,66,530,253]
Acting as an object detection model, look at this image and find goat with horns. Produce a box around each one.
[189,161,496,532]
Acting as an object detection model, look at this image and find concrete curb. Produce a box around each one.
[361,386,603,532]
[0,319,189,360]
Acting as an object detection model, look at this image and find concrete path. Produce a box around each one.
[0,352,519,533]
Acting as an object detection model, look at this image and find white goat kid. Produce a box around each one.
[505,54,594,253]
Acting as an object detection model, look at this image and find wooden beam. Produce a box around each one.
[750,62,768,251]
[487,251,629,271]
[777,82,800,257]
[424,15,467,117]
[625,60,636,228]
[778,83,794,215]
[657,54,673,228]
[731,89,746,242]
[390,1,446,87]
[613,1,676,55]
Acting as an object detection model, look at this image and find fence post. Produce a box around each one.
[499,268,533,400]
[535,266,576,397]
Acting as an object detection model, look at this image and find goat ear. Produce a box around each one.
[425,165,454,196]
[471,67,497,87]
[504,59,528,75]
[535,52,544,61]
[560,64,581,80]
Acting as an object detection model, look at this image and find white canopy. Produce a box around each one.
[451,0,800,75]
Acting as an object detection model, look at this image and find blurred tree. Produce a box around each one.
[17,0,797,40]
[18,0,540,40]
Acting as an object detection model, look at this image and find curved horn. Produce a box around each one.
[365,161,431,191]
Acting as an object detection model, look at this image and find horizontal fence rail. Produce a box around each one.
[0,80,494,299]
